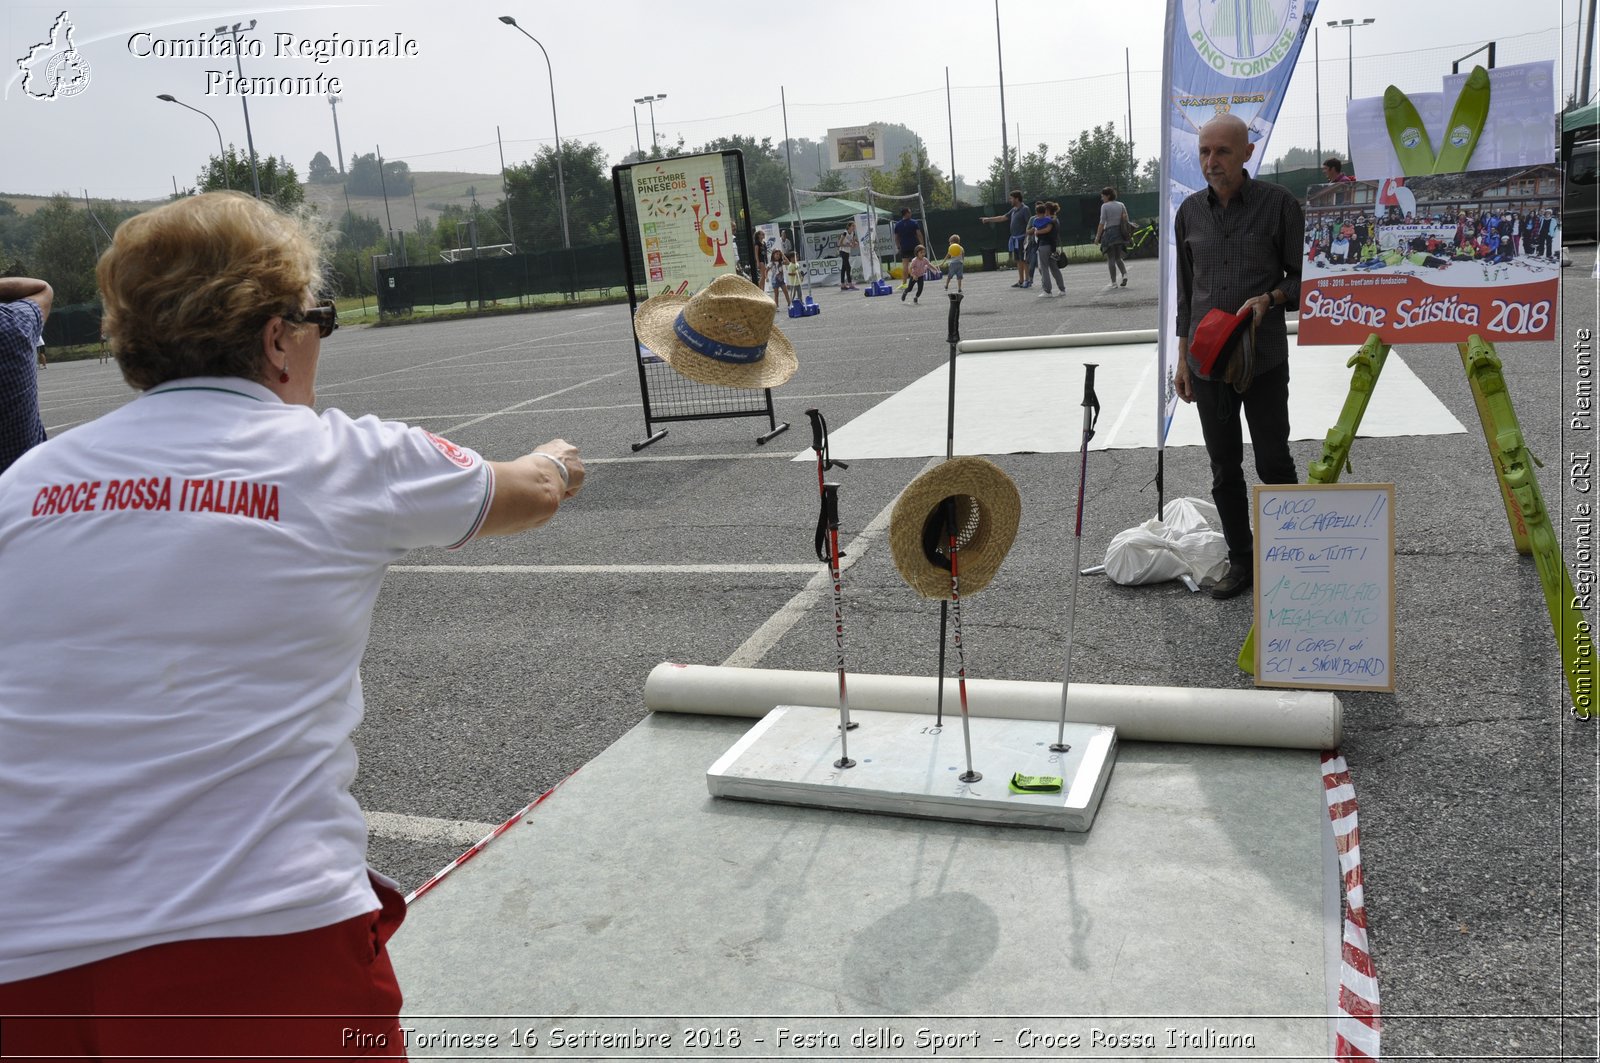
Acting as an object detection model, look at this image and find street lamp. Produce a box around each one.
[634,94,666,155]
[497,16,570,250]
[1327,17,1376,102]
[156,93,228,191]
[214,20,262,198]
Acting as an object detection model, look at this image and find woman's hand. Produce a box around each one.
[480,439,585,536]
[534,439,584,499]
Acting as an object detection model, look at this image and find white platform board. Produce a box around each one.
[707,705,1117,831]
[390,713,1341,1054]
[799,336,1465,461]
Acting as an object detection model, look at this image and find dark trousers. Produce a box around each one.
[1190,360,1297,563]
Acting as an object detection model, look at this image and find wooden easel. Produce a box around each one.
[1237,333,1593,718]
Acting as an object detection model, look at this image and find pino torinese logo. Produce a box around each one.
[17,10,91,100]
[1184,0,1305,77]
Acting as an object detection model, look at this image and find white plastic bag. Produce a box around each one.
[1103,496,1231,586]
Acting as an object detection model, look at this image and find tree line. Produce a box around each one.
[3,124,1331,311]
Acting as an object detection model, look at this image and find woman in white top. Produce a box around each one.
[838,220,860,290]
[0,191,585,1058]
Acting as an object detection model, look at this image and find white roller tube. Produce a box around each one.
[645,663,1340,750]
[957,319,1301,355]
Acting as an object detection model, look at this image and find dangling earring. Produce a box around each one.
[278,360,290,384]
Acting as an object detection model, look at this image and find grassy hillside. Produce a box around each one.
[2,171,505,228]
[299,171,505,228]
[1,192,168,217]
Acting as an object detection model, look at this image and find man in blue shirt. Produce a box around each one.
[0,278,52,475]
[892,208,924,291]
[982,190,1032,287]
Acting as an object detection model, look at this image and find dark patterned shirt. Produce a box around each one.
[1175,175,1303,378]
[0,301,47,475]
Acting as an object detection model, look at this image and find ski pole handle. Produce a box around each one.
[1081,363,1102,440]
[821,482,841,532]
[804,407,848,472]
[806,407,825,455]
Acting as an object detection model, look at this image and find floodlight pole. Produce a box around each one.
[635,93,666,155]
[214,20,262,198]
[995,0,1012,196]
[156,94,228,191]
[1327,17,1376,102]
[498,16,571,250]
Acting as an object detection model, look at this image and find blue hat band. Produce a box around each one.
[674,313,766,365]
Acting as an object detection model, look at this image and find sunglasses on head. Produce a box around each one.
[286,298,339,339]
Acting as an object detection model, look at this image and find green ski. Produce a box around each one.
[1383,85,1436,177]
[1432,66,1491,174]
[1460,336,1594,717]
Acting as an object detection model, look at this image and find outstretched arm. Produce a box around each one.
[479,439,585,536]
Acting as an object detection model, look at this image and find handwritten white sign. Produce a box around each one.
[1253,483,1396,692]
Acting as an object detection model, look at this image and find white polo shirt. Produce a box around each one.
[0,377,493,982]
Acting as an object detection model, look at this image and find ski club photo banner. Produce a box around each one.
[1157,0,1319,447]
[630,152,740,298]
[1298,61,1561,346]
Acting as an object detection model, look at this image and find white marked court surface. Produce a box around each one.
[805,335,1465,460]
[391,713,1336,1052]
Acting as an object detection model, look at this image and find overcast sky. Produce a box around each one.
[0,0,1582,201]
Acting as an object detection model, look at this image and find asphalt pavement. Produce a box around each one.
[32,251,1599,1058]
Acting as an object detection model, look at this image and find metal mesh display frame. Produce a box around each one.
[611,150,789,452]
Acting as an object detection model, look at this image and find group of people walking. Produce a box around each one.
[750,185,1138,308]
[980,187,1132,295]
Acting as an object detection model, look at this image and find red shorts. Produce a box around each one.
[0,876,408,1063]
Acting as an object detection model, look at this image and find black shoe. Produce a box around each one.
[1209,562,1253,600]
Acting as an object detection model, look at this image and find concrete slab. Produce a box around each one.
[392,712,1337,1056]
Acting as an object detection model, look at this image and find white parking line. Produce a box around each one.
[584,452,800,464]
[389,563,819,575]
[439,370,628,435]
[385,391,896,421]
[364,810,498,847]
[720,456,935,668]
[318,322,614,391]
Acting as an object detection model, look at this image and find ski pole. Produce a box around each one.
[944,498,981,783]
[1053,363,1101,753]
[820,481,853,767]
[935,297,962,727]
[806,409,856,758]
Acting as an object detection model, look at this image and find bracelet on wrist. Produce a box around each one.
[534,451,570,488]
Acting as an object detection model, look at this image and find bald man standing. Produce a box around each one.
[1173,114,1303,600]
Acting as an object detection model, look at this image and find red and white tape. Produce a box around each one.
[404,774,573,906]
[1323,751,1380,1061]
